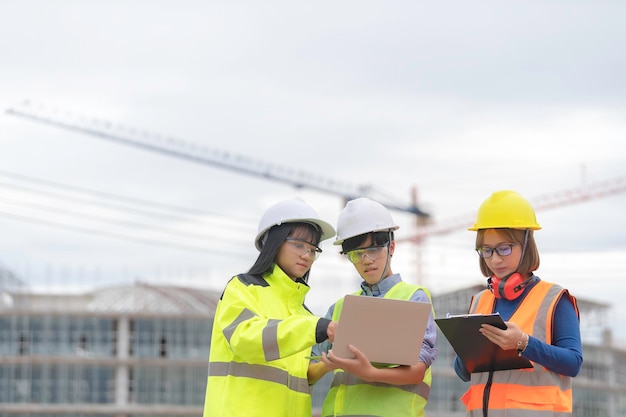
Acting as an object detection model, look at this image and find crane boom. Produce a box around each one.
[6,101,429,217]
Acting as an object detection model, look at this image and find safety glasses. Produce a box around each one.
[476,244,516,259]
[285,238,322,260]
[345,245,388,264]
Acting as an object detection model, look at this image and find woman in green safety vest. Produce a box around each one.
[203,199,338,417]
[309,197,438,417]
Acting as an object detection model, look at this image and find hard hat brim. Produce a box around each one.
[255,218,336,251]
[333,225,399,245]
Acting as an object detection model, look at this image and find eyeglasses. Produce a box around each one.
[345,245,387,264]
[285,238,322,260]
[476,244,516,259]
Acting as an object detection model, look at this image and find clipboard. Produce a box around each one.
[435,313,533,373]
[331,294,432,366]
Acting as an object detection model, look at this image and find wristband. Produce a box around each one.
[516,333,529,356]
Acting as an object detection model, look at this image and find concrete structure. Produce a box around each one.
[0,279,219,417]
[1,276,624,417]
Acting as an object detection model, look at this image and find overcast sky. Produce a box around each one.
[1,1,626,340]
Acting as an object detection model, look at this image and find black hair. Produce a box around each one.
[248,222,322,281]
[341,231,394,254]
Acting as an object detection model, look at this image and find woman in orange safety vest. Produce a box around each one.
[454,190,583,417]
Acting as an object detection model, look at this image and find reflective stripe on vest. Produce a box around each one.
[466,409,573,417]
[331,371,431,398]
[223,308,282,361]
[463,280,575,415]
[209,361,310,394]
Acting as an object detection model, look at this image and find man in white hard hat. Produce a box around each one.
[309,197,438,417]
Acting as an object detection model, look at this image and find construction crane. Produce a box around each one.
[401,175,626,244]
[5,101,430,219]
[7,101,626,288]
[400,174,626,285]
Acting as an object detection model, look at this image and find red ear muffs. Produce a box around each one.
[489,273,528,300]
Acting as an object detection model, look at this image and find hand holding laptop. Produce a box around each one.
[323,344,375,375]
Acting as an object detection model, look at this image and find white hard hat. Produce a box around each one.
[334,197,399,245]
[255,199,336,250]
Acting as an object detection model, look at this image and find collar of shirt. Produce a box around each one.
[359,273,402,297]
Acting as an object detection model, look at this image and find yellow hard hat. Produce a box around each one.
[468,190,541,231]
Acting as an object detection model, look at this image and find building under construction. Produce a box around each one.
[1,273,625,417]
[0,271,218,417]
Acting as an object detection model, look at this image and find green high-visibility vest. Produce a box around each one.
[204,264,320,417]
[322,281,433,417]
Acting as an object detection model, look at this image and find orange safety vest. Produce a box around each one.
[460,280,578,417]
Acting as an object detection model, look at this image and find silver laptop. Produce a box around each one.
[331,294,432,366]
